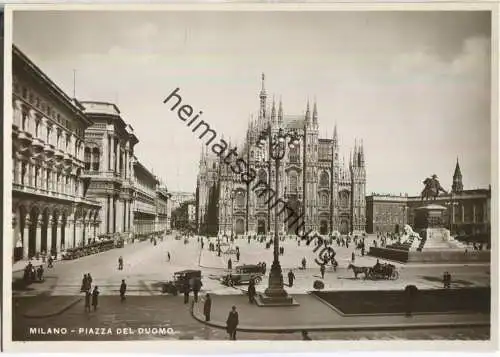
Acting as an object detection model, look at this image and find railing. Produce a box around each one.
[12,182,99,206]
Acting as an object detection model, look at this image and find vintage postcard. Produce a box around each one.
[2,3,498,354]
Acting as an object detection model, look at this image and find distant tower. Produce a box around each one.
[350,139,366,234]
[452,158,463,193]
[259,73,267,120]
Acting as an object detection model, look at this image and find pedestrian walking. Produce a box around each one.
[351,252,355,262]
[228,259,232,270]
[118,256,123,270]
[301,257,307,270]
[87,273,93,289]
[236,251,240,262]
[92,286,100,311]
[183,279,190,304]
[204,293,212,321]
[193,277,202,303]
[320,264,325,279]
[81,274,88,292]
[48,255,54,268]
[120,279,127,302]
[288,270,295,287]
[167,252,171,262]
[84,290,91,312]
[226,306,239,340]
[248,279,256,303]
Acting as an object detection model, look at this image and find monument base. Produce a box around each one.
[369,246,490,263]
[254,293,300,307]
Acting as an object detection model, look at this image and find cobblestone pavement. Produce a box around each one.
[12,234,490,297]
[12,296,490,341]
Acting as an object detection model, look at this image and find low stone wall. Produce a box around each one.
[369,247,490,263]
[368,247,410,262]
[407,249,490,263]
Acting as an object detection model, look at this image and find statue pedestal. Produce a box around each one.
[369,204,487,263]
[413,204,466,251]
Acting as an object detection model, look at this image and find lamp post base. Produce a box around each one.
[254,261,300,307]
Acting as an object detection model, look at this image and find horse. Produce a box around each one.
[347,263,370,279]
[421,178,447,201]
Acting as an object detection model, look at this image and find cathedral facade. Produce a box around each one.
[196,75,366,237]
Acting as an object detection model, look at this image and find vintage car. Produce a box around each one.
[221,264,264,286]
[161,269,202,295]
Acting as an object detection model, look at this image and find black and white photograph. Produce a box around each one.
[3,4,497,351]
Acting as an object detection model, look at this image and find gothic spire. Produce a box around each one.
[360,139,365,166]
[312,98,318,126]
[260,72,266,96]
[271,96,276,122]
[453,157,462,178]
[452,157,463,193]
[305,100,311,124]
[278,96,283,123]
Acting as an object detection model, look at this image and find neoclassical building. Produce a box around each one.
[11,45,173,262]
[12,45,101,261]
[366,160,491,235]
[80,101,138,238]
[197,74,367,236]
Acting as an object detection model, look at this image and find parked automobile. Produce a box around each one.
[161,269,202,295]
[221,264,264,286]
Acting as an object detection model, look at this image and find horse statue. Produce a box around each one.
[421,174,447,201]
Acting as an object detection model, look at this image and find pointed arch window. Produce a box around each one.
[258,169,267,184]
[289,145,300,163]
[319,171,329,188]
[289,172,298,193]
[320,192,329,206]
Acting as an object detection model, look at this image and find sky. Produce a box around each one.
[13,10,492,195]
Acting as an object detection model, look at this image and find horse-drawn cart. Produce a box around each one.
[366,263,399,280]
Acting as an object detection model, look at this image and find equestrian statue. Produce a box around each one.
[421,174,447,201]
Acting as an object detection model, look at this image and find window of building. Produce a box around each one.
[84,147,91,170]
[236,191,245,207]
[289,145,300,163]
[289,172,298,193]
[92,148,100,171]
[21,111,28,131]
[258,169,267,184]
[319,171,329,187]
[320,192,329,206]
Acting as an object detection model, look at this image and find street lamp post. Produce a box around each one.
[255,125,299,306]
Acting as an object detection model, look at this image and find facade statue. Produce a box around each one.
[421,174,447,201]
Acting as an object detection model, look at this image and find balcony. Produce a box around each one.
[64,152,73,163]
[54,149,65,160]
[43,143,55,158]
[32,137,45,153]
[17,131,33,145]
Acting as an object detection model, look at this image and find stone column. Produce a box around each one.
[110,135,115,172]
[35,214,43,254]
[23,214,30,259]
[64,216,73,250]
[116,198,122,233]
[102,134,108,172]
[75,219,83,247]
[113,196,117,233]
[461,204,465,223]
[56,217,63,253]
[123,200,127,232]
[47,214,54,255]
[13,99,23,128]
[472,204,476,223]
